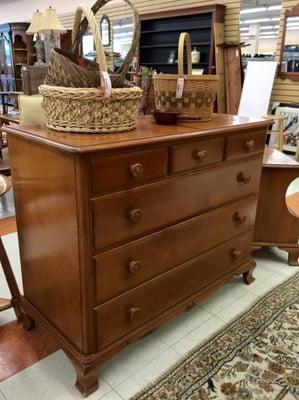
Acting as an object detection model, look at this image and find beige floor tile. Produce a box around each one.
[0,351,111,400]
[115,348,181,400]
[172,316,224,355]
[100,391,123,400]
[100,334,168,387]
[217,292,258,323]
[154,306,212,346]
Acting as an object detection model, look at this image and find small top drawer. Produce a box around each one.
[90,148,168,194]
[171,138,224,173]
[226,130,266,161]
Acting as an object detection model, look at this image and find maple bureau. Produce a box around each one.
[5,114,269,396]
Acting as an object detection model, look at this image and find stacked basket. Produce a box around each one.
[39,1,142,134]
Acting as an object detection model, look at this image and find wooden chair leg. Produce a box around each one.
[0,236,22,320]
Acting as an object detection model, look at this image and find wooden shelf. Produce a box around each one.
[141,25,211,34]
[140,42,210,49]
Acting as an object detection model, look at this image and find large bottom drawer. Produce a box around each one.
[95,196,257,303]
[95,231,252,349]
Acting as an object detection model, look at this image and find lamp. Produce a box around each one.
[39,6,66,50]
[26,10,46,66]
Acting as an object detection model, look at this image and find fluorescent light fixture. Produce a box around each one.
[259,31,277,35]
[288,17,299,22]
[286,26,299,30]
[113,23,133,29]
[242,17,280,24]
[287,22,299,27]
[240,27,249,31]
[268,5,282,11]
[260,35,277,39]
[260,25,279,30]
[241,7,265,14]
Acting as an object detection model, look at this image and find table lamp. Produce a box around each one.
[39,6,66,50]
[26,10,46,66]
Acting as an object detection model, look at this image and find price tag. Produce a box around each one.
[176,78,185,99]
[101,71,112,98]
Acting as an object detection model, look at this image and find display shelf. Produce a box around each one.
[138,5,225,75]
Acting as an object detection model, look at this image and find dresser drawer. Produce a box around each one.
[226,130,266,161]
[90,148,168,194]
[92,157,262,251]
[171,138,224,173]
[95,196,257,303]
[95,232,252,348]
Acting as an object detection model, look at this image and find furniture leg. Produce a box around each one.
[243,266,256,284]
[68,355,99,397]
[0,236,22,320]
[287,250,299,266]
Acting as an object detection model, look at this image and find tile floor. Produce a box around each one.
[0,231,298,400]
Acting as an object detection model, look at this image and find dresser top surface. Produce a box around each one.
[4,113,269,154]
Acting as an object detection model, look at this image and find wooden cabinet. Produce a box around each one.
[5,114,268,396]
[0,23,35,92]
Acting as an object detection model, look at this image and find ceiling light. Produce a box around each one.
[286,26,299,30]
[240,27,249,31]
[260,25,279,30]
[268,5,282,11]
[241,7,266,14]
[260,35,277,39]
[259,31,277,35]
[287,22,299,27]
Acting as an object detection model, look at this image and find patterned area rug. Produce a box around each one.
[131,273,299,400]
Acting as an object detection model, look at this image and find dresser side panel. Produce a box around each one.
[8,134,83,351]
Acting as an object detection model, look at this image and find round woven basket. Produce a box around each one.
[40,4,142,134]
[153,33,219,121]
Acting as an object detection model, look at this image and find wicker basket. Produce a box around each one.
[46,0,140,88]
[40,5,142,134]
[153,33,219,121]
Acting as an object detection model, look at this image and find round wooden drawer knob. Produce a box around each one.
[246,140,256,152]
[233,212,247,224]
[231,249,243,258]
[195,150,208,161]
[237,172,251,184]
[130,163,144,177]
[129,208,143,223]
[128,260,141,274]
[129,307,141,321]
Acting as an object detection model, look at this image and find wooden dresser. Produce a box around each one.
[5,114,269,396]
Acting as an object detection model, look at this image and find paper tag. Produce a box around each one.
[101,71,112,98]
[176,78,185,99]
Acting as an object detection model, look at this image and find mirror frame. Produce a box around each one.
[279,3,299,81]
[100,15,111,47]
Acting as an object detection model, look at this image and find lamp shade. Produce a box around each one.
[26,10,44,34]
[39,6,66,34]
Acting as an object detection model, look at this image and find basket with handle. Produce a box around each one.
[39,5,142,134]
[153,32,219,121]
[46,0,140,88]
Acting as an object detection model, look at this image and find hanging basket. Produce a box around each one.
[40,4,142,133]
[153,32,219,121]
[45,0,140,88]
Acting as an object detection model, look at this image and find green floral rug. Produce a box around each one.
[131,273,299,400]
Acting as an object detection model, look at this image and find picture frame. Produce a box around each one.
[269,103,299,153]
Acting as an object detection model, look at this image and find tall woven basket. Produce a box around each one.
[39,4,142,134]
[153,32,219,121]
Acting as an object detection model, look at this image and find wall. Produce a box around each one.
[57,0,240,42]
[271,0,299,104]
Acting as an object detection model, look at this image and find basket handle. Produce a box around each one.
[178,32,192,78]
[71,0,140,85]
[72,5,108,74]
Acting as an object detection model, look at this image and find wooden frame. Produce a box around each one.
[100,15,111,47]
[279,3,299,81]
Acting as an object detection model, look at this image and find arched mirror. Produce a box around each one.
[279,3,299,80]
[100,15,111,47]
